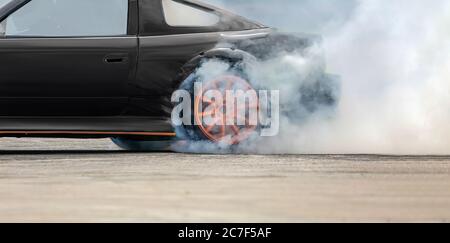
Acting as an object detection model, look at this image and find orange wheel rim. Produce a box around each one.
[194,75,258,145]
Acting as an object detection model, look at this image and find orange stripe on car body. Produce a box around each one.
[0,131,177,136]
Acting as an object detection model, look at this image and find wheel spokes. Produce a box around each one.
[195,75,258,144]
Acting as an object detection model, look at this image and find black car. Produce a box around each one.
[0,0,337,150]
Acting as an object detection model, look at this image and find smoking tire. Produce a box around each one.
[177,56,259,145]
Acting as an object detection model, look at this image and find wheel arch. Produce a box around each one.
[172,47,259,144]
[178,47,257,79]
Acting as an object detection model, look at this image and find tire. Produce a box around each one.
[111,137,173,152]
[176,56,259,145]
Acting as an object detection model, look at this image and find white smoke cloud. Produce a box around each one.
[207,0,357,34]
[176,0,450,155]
[305,0,450,154]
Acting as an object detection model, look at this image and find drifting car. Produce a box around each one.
[0,0,338,150]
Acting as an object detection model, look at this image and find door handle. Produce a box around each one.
[104,54,129,64]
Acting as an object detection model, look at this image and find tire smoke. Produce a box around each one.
[175,0,450,154]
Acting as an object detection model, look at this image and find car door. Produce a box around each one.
[0,0,138,116]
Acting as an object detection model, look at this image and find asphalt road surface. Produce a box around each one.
[1,138,450,222]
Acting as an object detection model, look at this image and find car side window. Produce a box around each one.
[162,0,220,27]
[0,0,128,37]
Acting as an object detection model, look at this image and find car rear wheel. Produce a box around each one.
[193,74,258,144]
[177,57,259,145]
